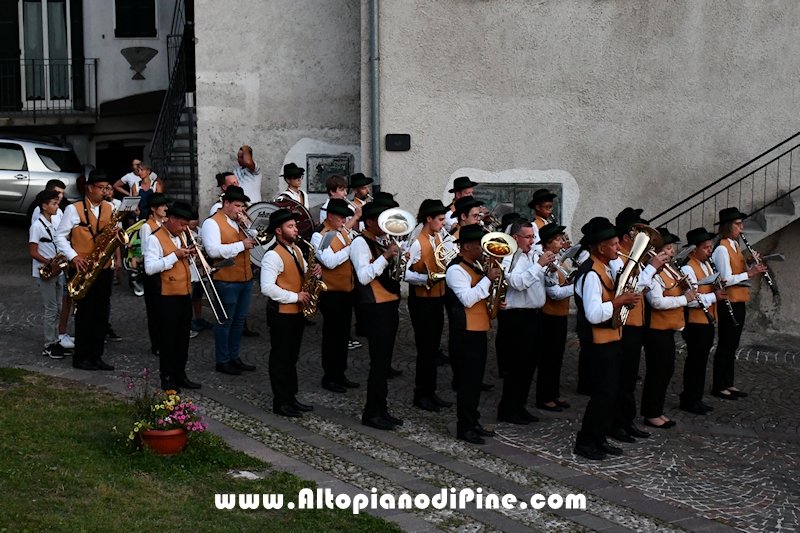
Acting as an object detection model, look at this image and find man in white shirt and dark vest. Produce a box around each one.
[350,202,403,430]
[278,163,310,209]
[573,217,640,460]
[201,186,259,376]
[144,201,199,392]
[445,224,502,444]
[443,176,479,233]
[496,220,555,425]
[261,209,319,417]
[680,227,727,415]
[450,196,483,240]
[139,192,168,356]
[311,198,360,393]
[711,207,767,400]
[54,170,119,371]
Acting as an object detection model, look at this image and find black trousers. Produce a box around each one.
[612,325,644,430]
[143,273,161,353]
[713,301,745,392]
[576,336,592,394]
[319,290,353,382]
[361,300,400,418]
[408,293,445,400]
[451,329,488,435]
[267,309,305,409]
[498,309,541,416]
[494,309,513,378]
[73,269,113,366]
[576,340,621,447]
[352,290,368,337]
[538,313,567,405]
[159,295,192,386]
[641,328,676,418]
[681,323,715,404]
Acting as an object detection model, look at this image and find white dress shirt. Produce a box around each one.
[446,260,492,308]
[29,214,60,277]
[201,214,245,259]
[712,239,749,287]
[349,236,389,286]
[234,163,262,203]
[209,201,222,217]
[260,244,303,304]
[545,270,575,300]
[404,233,438,287]
[680,262,717,309]
[645,272,688,310]
[502,249,546,309]
[31,206,63,225]
[310,229,350,269]
[608,259,657,291]
[121,171,158,192]
[280,187,309,209]
[444,209,458,233]
[144,229,181,276]
[55,200,115,262]
[138,218,162,261]
[575,260,618,325]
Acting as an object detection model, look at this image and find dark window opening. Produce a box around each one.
[115,0,156,38]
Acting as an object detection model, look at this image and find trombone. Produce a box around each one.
[181,231,229,324]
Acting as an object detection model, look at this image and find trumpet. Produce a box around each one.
[377,207,416,281]
[181,231,229,324]
[481,232,518,320]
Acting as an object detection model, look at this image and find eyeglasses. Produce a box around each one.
[91,184,113,191]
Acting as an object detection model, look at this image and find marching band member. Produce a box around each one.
[537,223,574,412]
[312,198,359,393]
[445,224,502,444]
[711,208,767,400]
[261,209,319,417]
[496,221,555,425]
[349,173,374,209]
[444,176,479,232]
[641,228,694,429]
[278,163,310,209]
[450,197,483,240]
[144,201,199,392]
[319,175,362,231]
[500,212,523,234]
[209,172,239,216]
[201,186,258,376]
[54,170,118,371]
[680,227,726,414]
[528,188,557,230]
[405,199,453,412]
[573,217,640,460]
[350,202,403,430]
[139,193,169,356]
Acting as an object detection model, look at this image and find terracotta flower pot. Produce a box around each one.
[140,428,188,455]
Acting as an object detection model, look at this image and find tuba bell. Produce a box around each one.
[480,231,518,320]
[377,207,416,281]
[611,224,662,328]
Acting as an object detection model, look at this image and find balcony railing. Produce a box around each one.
[0,58,98,120]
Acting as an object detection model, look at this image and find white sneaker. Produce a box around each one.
[132,280,144,297]
[59,333,75,349]
[189,329,199,339]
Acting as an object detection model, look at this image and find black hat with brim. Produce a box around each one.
[455,224,485,244]
[454,196,483,217]
[657,227,681,246]
[361,202,389,220]
[87,169,110,185]
[418,199,448,219]
[167,200,194,221]
[326,198,351,217]
[267,208,301,233]
[448,176,479,193]
[221,185,250,203]
[527,188,557,208]
[348,173,373,188]
[281,162,305,177]
[614,207,646,232]
[501,212,523,228]
[581,217,617,246]
[537,223,567,244]
[685,227,716,246]
[146,193,168,208]
[716,207,748,225]
[373,192,399,208]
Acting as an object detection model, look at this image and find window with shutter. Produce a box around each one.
[115,0,156,38]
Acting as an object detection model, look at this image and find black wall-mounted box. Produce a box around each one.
[385,134,411,151]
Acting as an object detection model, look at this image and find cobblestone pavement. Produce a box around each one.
[2,218,798,532]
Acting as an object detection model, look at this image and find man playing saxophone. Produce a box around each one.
[261,209,321,418]
[55,170,119,371]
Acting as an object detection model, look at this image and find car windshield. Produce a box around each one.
[36,148,82,173]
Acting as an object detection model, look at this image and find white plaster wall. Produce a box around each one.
[194,0,361,217]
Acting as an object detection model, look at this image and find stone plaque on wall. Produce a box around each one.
[472,183,563,224]
[306,154,354,194]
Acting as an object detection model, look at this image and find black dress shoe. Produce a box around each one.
[322,380,347,393]
[597,441,624,456]
[230,358,256,371]
[162,383,182,394]
[711,390,738,400]
[644,419,675,429]
[554,399,571,409]
[624,424,650,439]
[73,360,99,371]
[362,415,395,430]
[381,412,403,426]
[273,404,302,418]
[93,359,114,371]
[728,389,748,398]
[574,443,606,460]
[413,396,440,412]
[474,425,495,437]
[497,412,529,425]
[430,393,454,408]
[607,428,636,443]
[536,402,563,412]
[518,409,539,423]
[698,401,714,411]
[215,362,242,375]
[435,351,450,366]
[480,382,495,391]
[340,376,360,388]
[242,325,260,337]
[303,318,316,326]
[458,430,485,445]
[292,400,314,412]
[179,379,202,390]
[151,348,160,356]
[389,367,403,377]
[680,401,710,415]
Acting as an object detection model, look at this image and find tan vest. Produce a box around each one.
[146,216,160,234]
[543,270,570,316]
[534,217,547,230]
[70,199,113,267]
[619,242,645,327]
[686,257,717,324]
[456,257,491,332]
[589,258,623,344]
[411,231,445,298]
[273,244,306,314]
[718,239,750,303]
[353,196,367,208]
[361,231,399,303]
[154,229,192,296]
[649,271,685,331]
[318,222,354,292]
[210,211,252,283]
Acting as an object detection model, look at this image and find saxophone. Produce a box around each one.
[39,253,69,280]
[297,237,327,318]
[67,209,130,300]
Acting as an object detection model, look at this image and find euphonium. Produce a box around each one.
[610,229,653,328]
[67,209,130,300]
[481,231,518,320]
[297,237,327,317]
[377,207,416,281]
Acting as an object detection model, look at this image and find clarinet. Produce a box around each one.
[706,256,739,327]
[740,233,778,296]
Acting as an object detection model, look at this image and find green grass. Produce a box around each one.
[0,368,402,533]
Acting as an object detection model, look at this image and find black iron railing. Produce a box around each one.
[0,58,98,119]
[649,131,800,236]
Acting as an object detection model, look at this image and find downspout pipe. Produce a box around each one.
[369,0,380,191]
